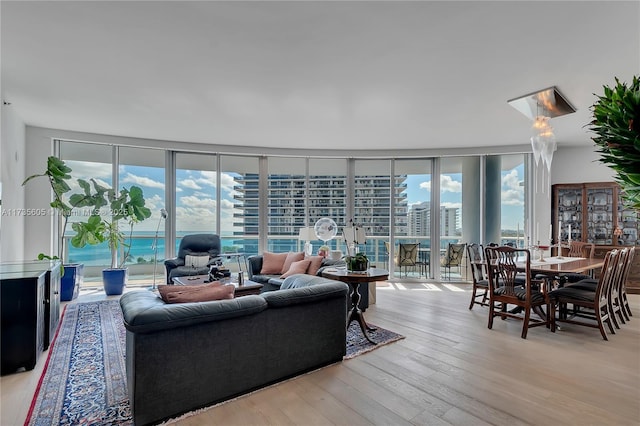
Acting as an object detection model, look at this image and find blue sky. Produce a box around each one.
[403,164,525,231]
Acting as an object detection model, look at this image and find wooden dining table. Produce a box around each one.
[521,256,605,276]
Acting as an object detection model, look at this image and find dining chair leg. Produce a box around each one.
[550,302,557,332]
[488,301,495,329]
[521,307,531,339]
[597,309,611,341]
[469,286,477,310]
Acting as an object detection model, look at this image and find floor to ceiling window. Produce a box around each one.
[58,141,113,270]
[174,152,217,249]
[353,159,392,267]
[118,147,166,281]
[220,155,259,259]
[308,158,347,253]
[266,156,307,253]
[393,159,432,278]
[496,154,526,247]
[53,139,531,286]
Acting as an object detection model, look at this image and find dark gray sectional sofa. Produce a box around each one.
[120,274,349,425]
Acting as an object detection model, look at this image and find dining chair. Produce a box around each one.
[441,243,466,280]
[466,243,490,310]
[549,249,619,341]
[554,241,596,286]
[567,241,595,258]
[398,243,419,277]
[485,246,550,339]
[619,246,635,320]
[607,248,629,328]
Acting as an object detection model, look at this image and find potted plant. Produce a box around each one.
[345,252,369,273]
[22,156,87,301]
[71,180,152,295]
[590,75,640,210]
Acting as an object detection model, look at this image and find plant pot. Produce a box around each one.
[60,263,84,301]
[347,258,369,273]
[102,268,127,296]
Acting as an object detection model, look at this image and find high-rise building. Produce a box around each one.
[408,201,431,236]
[234,173,409,253]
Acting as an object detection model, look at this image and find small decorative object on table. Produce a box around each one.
[345,252,369,273]
[318,245,331,258]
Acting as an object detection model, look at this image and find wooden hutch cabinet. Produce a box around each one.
[552,182,640,293]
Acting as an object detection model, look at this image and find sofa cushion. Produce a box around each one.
[281,259,312,278]
[184,254,210,268]
[158,281,221,300]
[281,251,305,274]
[159,283,235,304]
[306,255,324,276]
[260,252,289,274]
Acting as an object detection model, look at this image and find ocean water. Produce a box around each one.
[65,233,246,266]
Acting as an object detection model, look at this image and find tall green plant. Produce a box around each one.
[71,181,152,268]
[589,76,640,210]
[22,156,94,263]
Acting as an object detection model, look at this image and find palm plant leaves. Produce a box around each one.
[589,76,640,210]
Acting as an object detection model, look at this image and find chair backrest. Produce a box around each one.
[398,243,419,266]
[595,249,620,307]
[485,246,530,298]
[443,243,466,267]
[619,246,636,289]
[609,248,629,298]
[177,234,221,259]
[567,241,595,259]
[467,243,487,283]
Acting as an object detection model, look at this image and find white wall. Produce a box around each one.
[0,102,26,261]
[529,145,617,245]
[551,145,615,185]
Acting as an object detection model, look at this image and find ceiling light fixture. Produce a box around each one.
[508,86,576,171]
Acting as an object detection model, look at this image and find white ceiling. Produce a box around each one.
[2,1,639,152]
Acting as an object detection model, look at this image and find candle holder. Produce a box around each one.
[534,241,548,262]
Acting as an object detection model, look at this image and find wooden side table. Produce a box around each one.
[321,268,389,344]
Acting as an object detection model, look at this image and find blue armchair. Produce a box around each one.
[164,234,222,283]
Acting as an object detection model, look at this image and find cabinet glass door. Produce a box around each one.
[617,188,639,246]
[557,187,583,241]
[586,187,614,245]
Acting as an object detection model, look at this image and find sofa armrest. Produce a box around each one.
[120,291,267,334]
[164,258,184,268]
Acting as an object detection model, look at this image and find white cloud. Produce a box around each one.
[121,172,165,189]
[502,169,524,206]
[441,175,461,193]
[196,171,216,187]
[180,195,216,209]
[180,179,202,190]
[417,176,458,193]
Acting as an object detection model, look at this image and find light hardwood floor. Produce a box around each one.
[2,282,639,425]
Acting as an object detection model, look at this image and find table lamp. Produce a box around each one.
[298,227,316,256]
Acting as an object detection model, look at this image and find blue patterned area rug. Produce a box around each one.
[25,300,131,425]
[25,299,404,424]
[345,320,405,360]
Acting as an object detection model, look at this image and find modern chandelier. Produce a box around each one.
[508,86,576,171]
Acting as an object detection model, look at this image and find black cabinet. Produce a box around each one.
[0,260,62,375]
[1,270,46,375]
